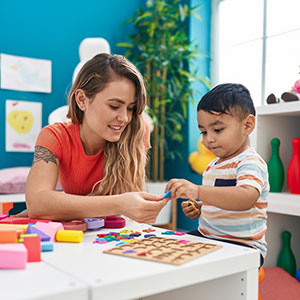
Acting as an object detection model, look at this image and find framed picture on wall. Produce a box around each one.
[0,53,52,93]
[5,100,42,152]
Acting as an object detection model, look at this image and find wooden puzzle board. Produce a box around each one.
[103,236,222,265]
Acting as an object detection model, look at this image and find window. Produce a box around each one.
[211,0,300,107]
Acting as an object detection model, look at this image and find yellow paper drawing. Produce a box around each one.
[8,110,34,134]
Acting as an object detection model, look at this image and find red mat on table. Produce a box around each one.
[260,267,300,300]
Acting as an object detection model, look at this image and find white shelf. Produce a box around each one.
[267,192,300,217]
[256,101,300,116]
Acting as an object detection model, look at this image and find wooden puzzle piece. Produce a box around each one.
[104,236,222,265]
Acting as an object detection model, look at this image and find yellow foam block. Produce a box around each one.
[16,224,28,234]
[56,230,83,243]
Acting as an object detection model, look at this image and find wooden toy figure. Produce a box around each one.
[267,138,284,192]
[277,231,296,277]
[287,137,300,194]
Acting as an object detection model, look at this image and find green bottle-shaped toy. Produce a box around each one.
[277,231,297,276]
[268,138,284,192]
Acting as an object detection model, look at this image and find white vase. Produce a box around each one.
[146,181,172,225]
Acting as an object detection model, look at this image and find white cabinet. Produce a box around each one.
[251,101,300,267]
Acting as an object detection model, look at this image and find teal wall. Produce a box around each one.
[0,0,140,169]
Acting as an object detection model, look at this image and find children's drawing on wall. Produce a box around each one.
[6,100,42,152]
[0,53,51,93]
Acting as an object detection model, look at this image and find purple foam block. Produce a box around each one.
[26,224,51,241]
[84,218,105,230]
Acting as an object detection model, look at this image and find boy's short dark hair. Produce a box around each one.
[197,83,256,119]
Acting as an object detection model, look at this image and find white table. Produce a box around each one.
[0,260,89,300]
[42,220,260,300]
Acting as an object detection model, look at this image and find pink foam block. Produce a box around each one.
[35,221,64,241]
[0,243,27,269]
[26,224,51,241]
[0,214,8,220]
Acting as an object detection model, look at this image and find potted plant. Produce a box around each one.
[117,0,208,228]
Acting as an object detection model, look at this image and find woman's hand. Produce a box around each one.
[118,192,168,223]
[165,178,199,201]
[181,199,201,219]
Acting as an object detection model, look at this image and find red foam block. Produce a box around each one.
[23,236,41,262]
[0,217,51,225]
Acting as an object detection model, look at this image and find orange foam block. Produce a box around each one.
[0,243,27,269]
[0,226,18,243]
[0,202,13,215]
[0,224,26,236]
[23,236,41,262]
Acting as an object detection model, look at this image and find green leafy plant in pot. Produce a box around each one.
[117,0,209,182]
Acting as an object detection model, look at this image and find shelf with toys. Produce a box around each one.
[251,101,300,216]
[250,101,300,268]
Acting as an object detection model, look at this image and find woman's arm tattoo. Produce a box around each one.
[33,146,58,165]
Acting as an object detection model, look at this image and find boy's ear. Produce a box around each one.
[244,114,255,135]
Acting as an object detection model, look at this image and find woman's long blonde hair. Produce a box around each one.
[67,53,147,195]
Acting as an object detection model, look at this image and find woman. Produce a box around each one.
[26,53,167,223]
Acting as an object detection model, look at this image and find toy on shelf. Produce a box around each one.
[266,74,300,104]
[287,137,300,194]
[188,137,216,174]
[277,231,296,277]
[267,138,284,192]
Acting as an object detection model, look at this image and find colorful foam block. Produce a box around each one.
[103,216,126,228]
[26,224,51,241]
[84,218,105,230]
[0,226,18,243]
[41,241,54,252]
[62,220,87,231]
[0,243,27,269]
[0,202,13,215]
[0,224,24,237]
[34,221,64,241]
[0,214,8,220]
[23,236,41,262]
[0,217,51,225]
[15,224,28,234]
[56,230,84,243]
[19,233,38,243]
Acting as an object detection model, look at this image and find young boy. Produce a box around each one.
[165,83,269,266]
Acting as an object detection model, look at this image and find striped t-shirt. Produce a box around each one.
[198,147,269,257]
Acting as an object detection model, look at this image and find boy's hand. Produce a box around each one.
[165,178,199,200]
[181,200,201,219]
